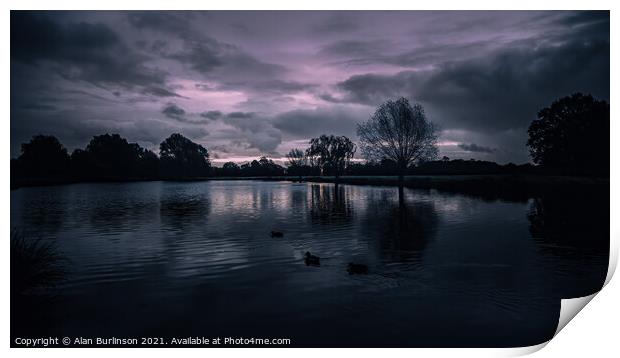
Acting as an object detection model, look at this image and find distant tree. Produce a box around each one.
[357,97,438,182]
[238,156,285,176]
[286,148,314,177]
[527,93,609,176]
[134,146,160,178]
[221,161,240,176]
[69,133,159,180]
[17,135,70,178]
[286,148,307,167]
[306,135,356,178]
[79,134,158,180]
[160,133,210,178]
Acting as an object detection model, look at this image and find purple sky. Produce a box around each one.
[11,11,609,164]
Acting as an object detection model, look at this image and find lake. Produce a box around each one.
[10,180,609,347]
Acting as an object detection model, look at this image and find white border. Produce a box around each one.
[3,1,618,357]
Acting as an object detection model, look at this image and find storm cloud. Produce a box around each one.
[458,143,497,154]
[10,10,609,164]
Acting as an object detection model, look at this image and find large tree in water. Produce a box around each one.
[527,93,609,176]
[160,133,210,178]
[357,97,438,182]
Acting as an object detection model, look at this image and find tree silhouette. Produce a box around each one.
[160,133,210,178]
[306,135,356,179]
[286,148,315,177]
[17,135,70,178]
[527,93,609,176]
[286,148,307,167]
[357,97,438,182]
[76,133,158,180]
[221,161,241,176]
[67,134,158,180]
[239,156,285,176]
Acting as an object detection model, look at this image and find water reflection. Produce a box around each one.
[527,188,608,298]
[14,187,68,236]
[9,180,609,347]
[160,193,211,229]
[364,189,438,263]
[309,184,354,226]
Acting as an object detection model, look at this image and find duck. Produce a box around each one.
[304,251,320,266]
[347,263,369,275]
[270,230,284,238]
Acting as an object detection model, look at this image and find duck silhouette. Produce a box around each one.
[304,251,320,266]
[270,230,284,238]
[347,263,369,275]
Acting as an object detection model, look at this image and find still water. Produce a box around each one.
[11,180,608,347]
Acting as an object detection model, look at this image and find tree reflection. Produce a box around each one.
[309,184,354,226]
[89,198,159,234]
[160,194,211,229]
[364,190,439,263]
[527,187,608,297]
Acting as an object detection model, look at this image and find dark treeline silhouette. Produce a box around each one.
[11,93,608,188]
[527,93,609,176]
[12,132,209,187]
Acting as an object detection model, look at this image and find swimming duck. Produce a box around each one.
[270,230,284,238]
[304,251,320,266]
[347,263,369,275]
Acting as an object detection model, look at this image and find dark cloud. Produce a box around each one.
[559,10,609,28]
[314,13,358,33]
[161,103,186,120]
[169,38,286,82]
[240,80,316,94]
[10,10,609,164]
[142,86,183,97]
[319,39,494,69]
[458,143,497,154]
[319,40,392,58]
[200,111,223,120]
[220,112,282,152]
[272,107,362,138]
[326,28,609,134]
[226,112,255,119]
[127,11,195,35]
[19,103,58,111]
[11,11,167,91]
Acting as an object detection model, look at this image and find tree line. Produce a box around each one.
[11,94,609,188]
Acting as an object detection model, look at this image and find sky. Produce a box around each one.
[10,10,609,164]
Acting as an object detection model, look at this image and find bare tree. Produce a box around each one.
[306,135,356,179]
[286,148,307,167]
[357,97,438,183]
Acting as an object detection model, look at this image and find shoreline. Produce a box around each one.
[12,174,608,201]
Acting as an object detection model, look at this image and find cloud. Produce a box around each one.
[239,80,317,94]
[19,103,58,111]
[219,112,282,153]
[10,10,609,165]
[127,11,196,36]
[162,103,186,120]
[324,29,609,134]
[226,112,254,119]
[200,111,223,120]
[272,106,363,138]
[142,86,183,97]
[11,12,167,91]
[458,143,497,154]
[313,13,359,33]
[169,37,286,83]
